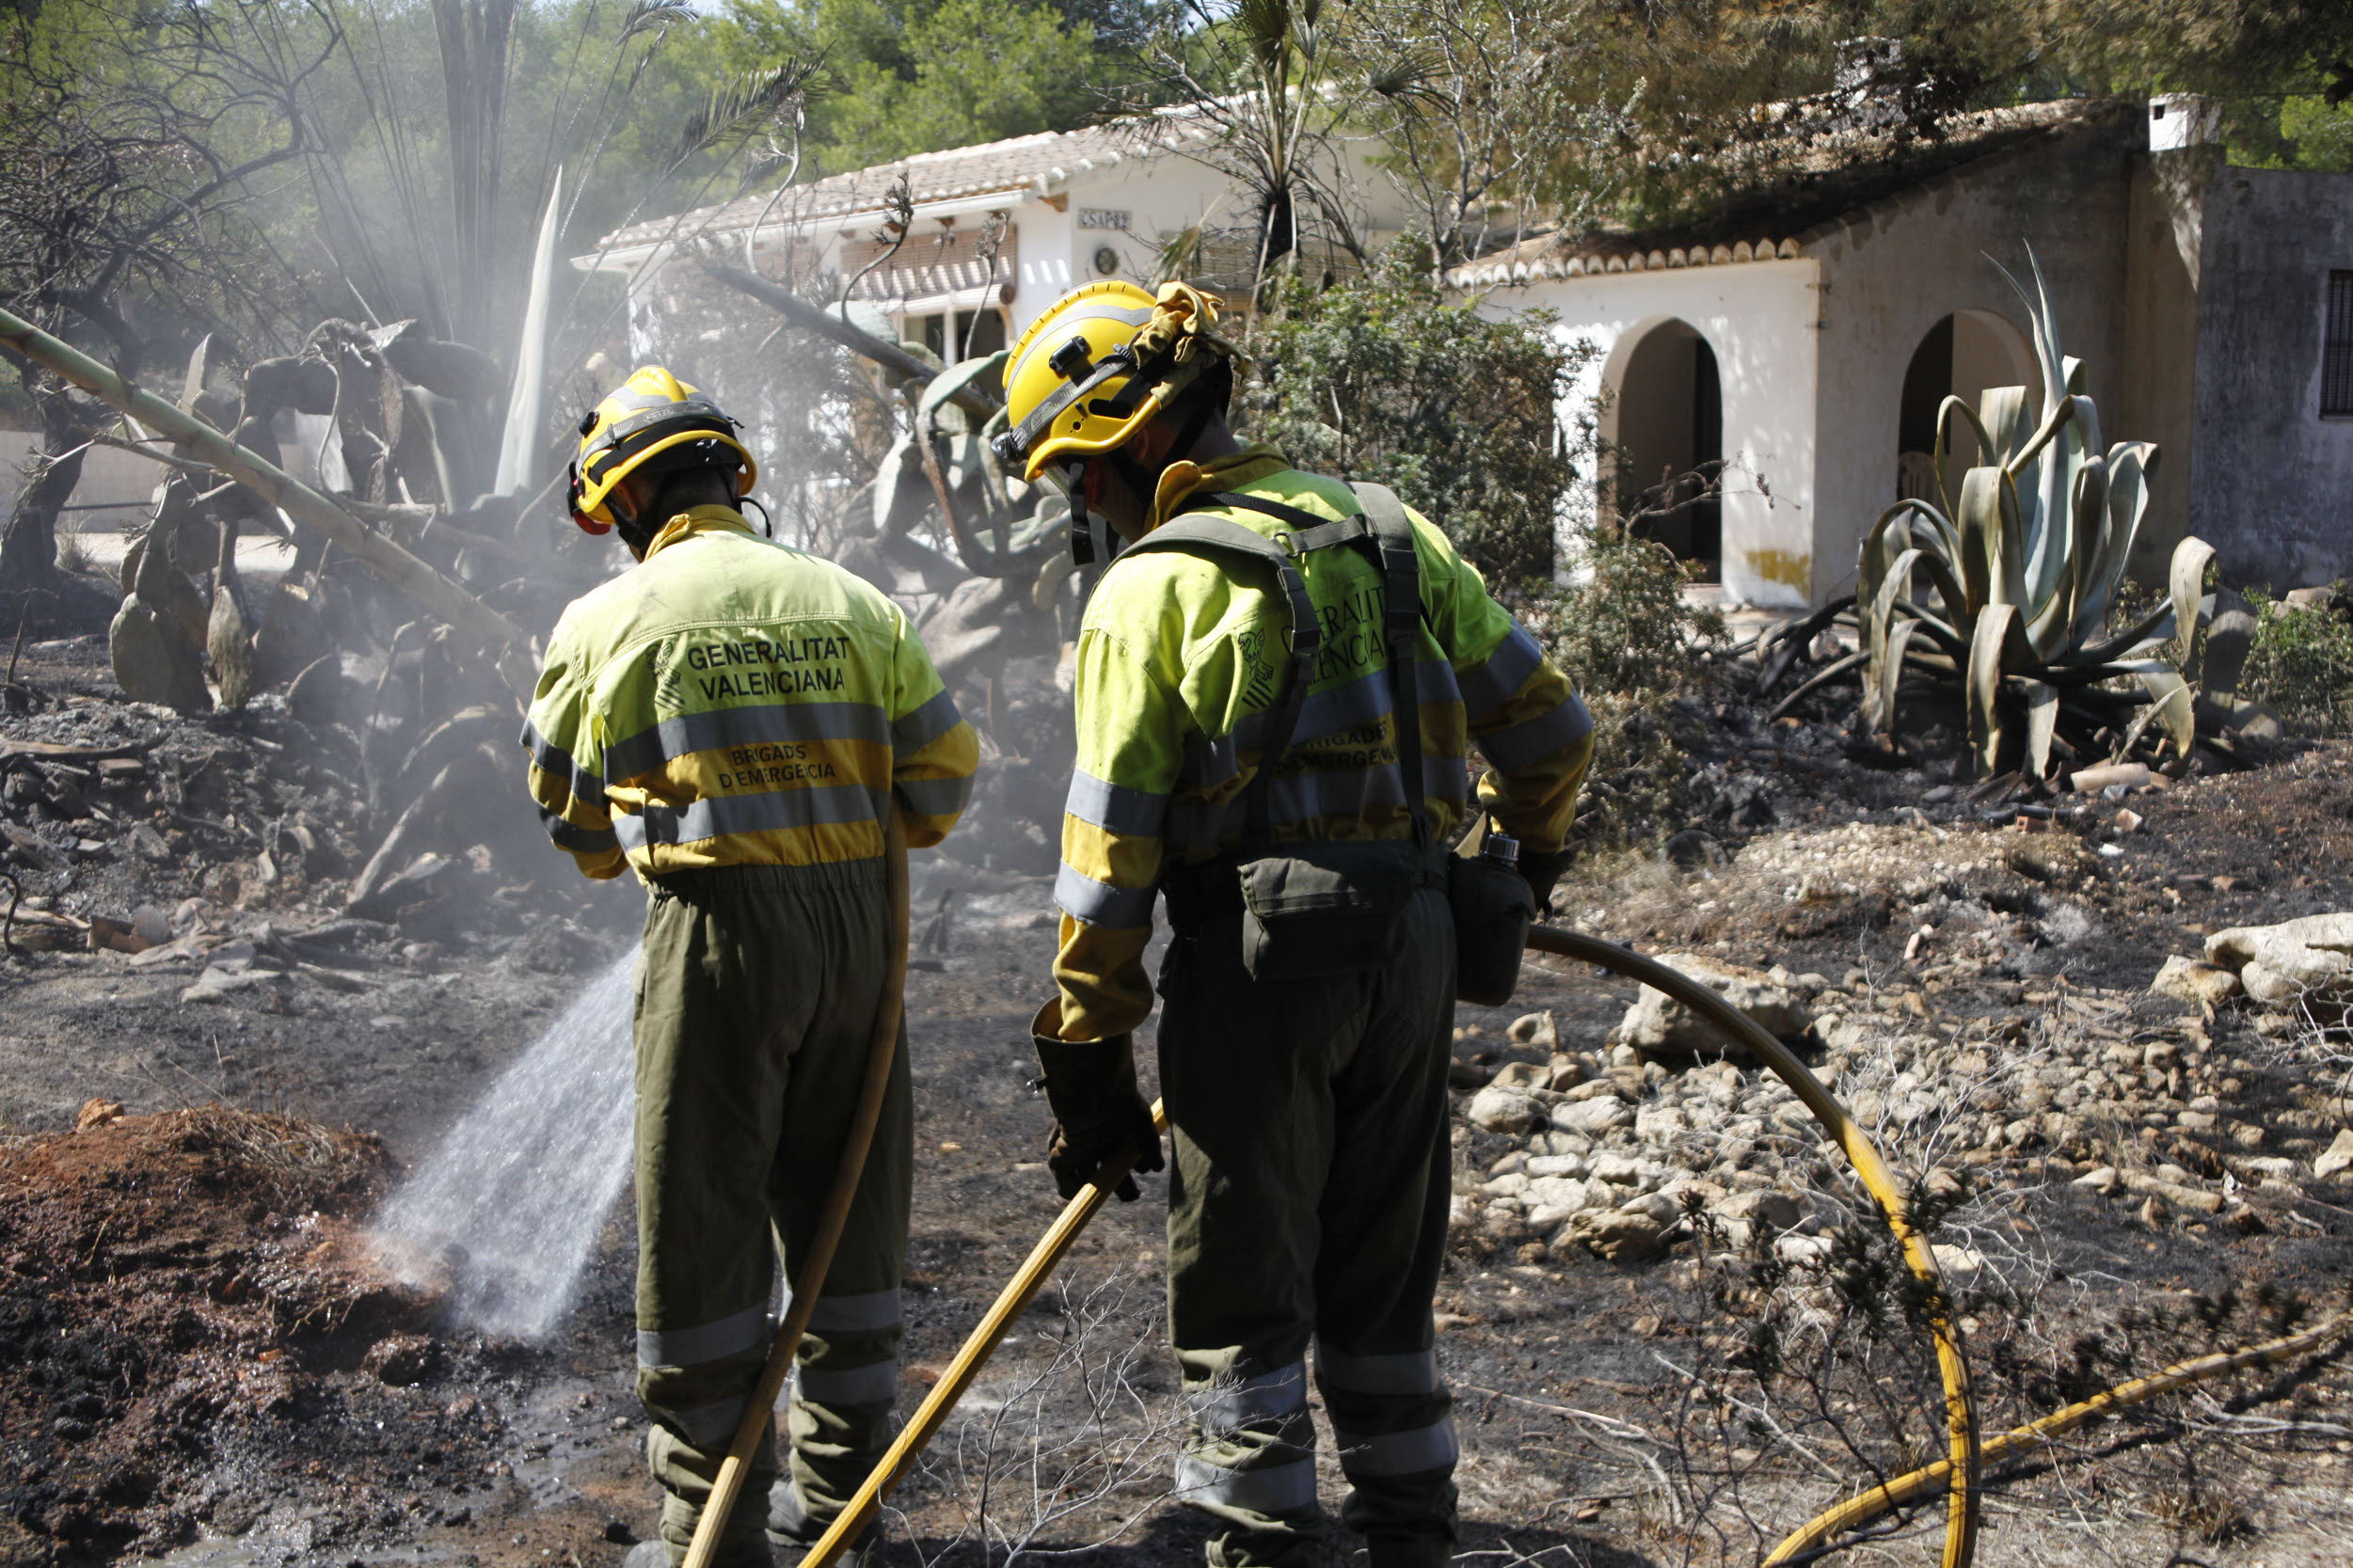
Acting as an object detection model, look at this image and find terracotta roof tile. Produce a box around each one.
[1446,98,2123,289]
[597,112,1216,253]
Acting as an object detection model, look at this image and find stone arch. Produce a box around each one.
[1601,316,1725,578]
[1896,308,2039,499]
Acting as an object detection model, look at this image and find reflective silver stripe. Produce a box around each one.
[1163,762,1468,852]
[638,1303,770,1369]
[1186,1360,1308,1433]
[1316,1344,1439,1395]
[1456,622,1545,718]
[796,1357,901,1406]
[604,701,890,782]
[542,809,620,855]
[896,773,973,818]
[1056,863,1158,927]
[1064,768,1169,837]
[892,689,964,753]
[1478,693,1594,771]
[1333,1418,1458,1477]
[1178,731,1241,788]
[613,782,887,848]
[660,1391,755,1448]
[520,718,607,806]
[1173,1453,1319,1514]
[806,1287,903,1333]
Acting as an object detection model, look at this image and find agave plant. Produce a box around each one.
[1853,255,2234,779]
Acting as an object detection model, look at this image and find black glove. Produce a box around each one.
[1030,1002,1163,1202]
[1518,846,1573,918]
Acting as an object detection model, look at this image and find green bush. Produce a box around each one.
[1534,531,1724,705]
[1235,236,1584,595]
[2240,588,2353,735]
[1527,533,1726,845]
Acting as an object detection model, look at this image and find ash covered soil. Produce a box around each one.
[3,634,2352,1566]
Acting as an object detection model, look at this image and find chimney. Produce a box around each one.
[2148,94,2223,151]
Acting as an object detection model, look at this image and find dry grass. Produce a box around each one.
[151,1101,383,1198]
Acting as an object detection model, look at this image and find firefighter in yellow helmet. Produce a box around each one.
[527,365,979,1567]
[994,283,1596,1568]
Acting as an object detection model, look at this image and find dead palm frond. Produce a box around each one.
[676,59,822,161]
[618,0,695,46]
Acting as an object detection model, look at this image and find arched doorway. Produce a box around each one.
[1612,319,1724,579]
[1897,309,2038,499]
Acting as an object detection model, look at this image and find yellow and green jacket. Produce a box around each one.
[1052,450,1593,1041]
[521,505,978,879]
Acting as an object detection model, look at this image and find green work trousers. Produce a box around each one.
[632,859,912,1567]
[1157,882,1460,1568]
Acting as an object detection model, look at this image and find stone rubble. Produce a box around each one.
[1454,944,2342,1265]
[2204,913,2353,1010]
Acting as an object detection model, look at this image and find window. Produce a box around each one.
[902,308,1007,364]
[2327,271,2353,419]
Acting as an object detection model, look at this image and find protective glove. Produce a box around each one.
[1029,1001,1163,1202]
[1518,846,1573,918]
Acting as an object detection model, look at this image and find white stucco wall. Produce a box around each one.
[1475,258,1823,609]
[1012,155,1234,345]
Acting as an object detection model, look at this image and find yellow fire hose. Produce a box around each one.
[753,918,2339,1567]
[682,814,912,1568]
[800,1101,1173,1564]
[1766,1307,2353,1561]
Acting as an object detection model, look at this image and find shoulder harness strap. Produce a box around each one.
[1118,485,1428,851]
[1347,482,1430,848]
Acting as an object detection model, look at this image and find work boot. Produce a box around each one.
[622,1528,773,1567]
[1363,1533,1453,1568]
[767,1482,881,1566]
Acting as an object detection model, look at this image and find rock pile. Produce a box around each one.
[1456,950,2345,1267]
[2201,913,2353,1016]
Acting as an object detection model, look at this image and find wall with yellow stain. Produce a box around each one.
[1743,547,1812,596]
[1469,259,1823,610]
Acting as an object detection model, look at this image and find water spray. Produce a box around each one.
[376,955,638,1338]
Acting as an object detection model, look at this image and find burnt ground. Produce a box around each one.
[1,632,2351,1567]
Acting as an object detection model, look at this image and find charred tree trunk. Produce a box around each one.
[1254,184,1297,303]
[0,390,90,601]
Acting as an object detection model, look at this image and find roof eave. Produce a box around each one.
[1440,236,1805,290]
[575,184,1065,278]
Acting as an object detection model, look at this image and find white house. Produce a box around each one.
[1449,95,2353,608]
[580,109,1417,372]
[588,94,2353,609]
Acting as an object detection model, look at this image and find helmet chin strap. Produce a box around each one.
[1064,394,1219,570]
[609,481,660,559]
[1065,475,1115,568]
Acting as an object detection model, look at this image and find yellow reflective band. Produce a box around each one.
[1057,815,1162,890]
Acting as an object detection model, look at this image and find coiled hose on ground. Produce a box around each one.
[786,922,2348,1567]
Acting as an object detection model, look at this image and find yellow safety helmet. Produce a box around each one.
[992,280,1238,484]
[566,365,757,535]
